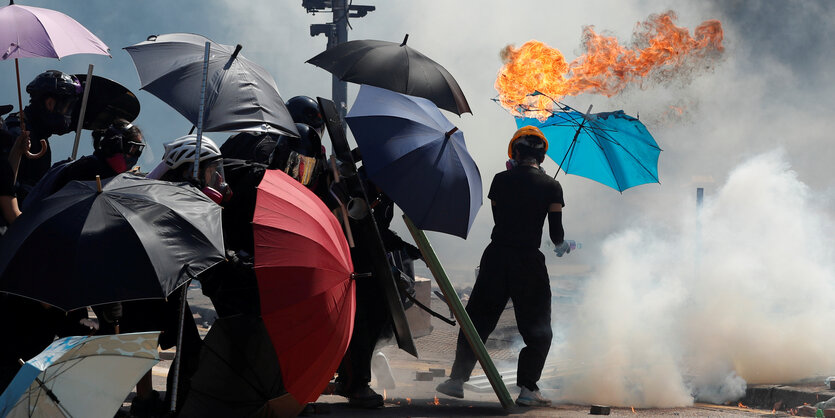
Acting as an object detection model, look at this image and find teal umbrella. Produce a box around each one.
[516,107,661,192]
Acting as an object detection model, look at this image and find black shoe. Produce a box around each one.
[347,385,384,409]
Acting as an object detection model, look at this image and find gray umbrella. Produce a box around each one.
[125,33,299,137]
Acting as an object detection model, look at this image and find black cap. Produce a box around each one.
[0,104,12,116]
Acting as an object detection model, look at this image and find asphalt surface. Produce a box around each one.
[111,282,835,417]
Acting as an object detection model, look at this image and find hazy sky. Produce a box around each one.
[2,0,833,281]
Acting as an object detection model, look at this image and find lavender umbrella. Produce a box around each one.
[0,1,110,138]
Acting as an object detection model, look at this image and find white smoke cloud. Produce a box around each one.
[550,150,835,407]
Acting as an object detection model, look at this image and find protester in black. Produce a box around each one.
[2,70,82,203]
[436,125,570,407]
[23,119,144,210]
[220,95,325,164]
[141,134,231,415]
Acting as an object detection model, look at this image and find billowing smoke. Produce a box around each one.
[548,150,835,407]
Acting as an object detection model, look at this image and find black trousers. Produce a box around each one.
[449,242,553,391]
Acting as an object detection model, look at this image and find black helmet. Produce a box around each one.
[26,70,82,100]
[93,119,144,158]
[286,96,324,134]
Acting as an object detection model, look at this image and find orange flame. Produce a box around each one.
[495,11,724,119]
[434,396,440,406]
[406,398,412,405]
[383,389,386,401]
[739,402,749,408]
[631,406,637,414]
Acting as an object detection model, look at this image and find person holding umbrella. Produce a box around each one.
[2,70,82,203]
[436,125,571,407]
[23,119,145,209]
[0,107,30,228]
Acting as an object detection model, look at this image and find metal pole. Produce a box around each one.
[169,284,189,413]
[331,0,349,119]
[403,215,515,410]
[71,64,94,160]
[193,42,211,180]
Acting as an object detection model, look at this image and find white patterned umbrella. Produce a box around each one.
[0,332,160,418]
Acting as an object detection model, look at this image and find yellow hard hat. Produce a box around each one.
[508,125,548,159]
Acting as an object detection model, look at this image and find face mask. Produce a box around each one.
[106,154,128,173]
[45,112,74,135]
[201,183,232,205]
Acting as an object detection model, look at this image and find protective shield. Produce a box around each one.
[318,97,417,357]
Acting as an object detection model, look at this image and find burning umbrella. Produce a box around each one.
[516,106,662,192]
[346,84,482,239]
[254,169,355,406]
[307,34,471,115]
[0,173,225,311]
[0,332,160,418]
[124,33,298,137]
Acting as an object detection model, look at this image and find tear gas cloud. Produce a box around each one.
[548,150,835,407]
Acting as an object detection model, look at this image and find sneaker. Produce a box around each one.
[516,386,551,407]
[435,378,464,399]
[371,352,396,389]
[347,385,384,409]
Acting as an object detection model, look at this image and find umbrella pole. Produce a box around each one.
[71,64,94,160]
[554,104,593,179]
[403,215,515,410]
[192,42,211,180]
[14,58,26,132]
[169,282,189,413]
[17,359,73,417]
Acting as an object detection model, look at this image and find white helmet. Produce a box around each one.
[162,134,222,169]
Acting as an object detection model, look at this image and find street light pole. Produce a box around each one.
[305,0,375,120]
[330,0,348,119]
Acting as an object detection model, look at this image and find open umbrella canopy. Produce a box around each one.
[0,3,109,60]
[307,35,471,115]
[180,315,303,418]
[0,332,159,418]
[0,173,225,311]
[254,169,355,405]
[346,84,482,239]
[70,74,140,131]
[125,33,298,137]
[516,108,662,192]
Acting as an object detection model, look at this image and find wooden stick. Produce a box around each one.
[403,215,515,410]
[71,64,94,160]
[95,175,102,192]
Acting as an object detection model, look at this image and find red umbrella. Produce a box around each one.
[253,169,355,405]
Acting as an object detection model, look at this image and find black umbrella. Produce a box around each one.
[179,315,303,418]
[0,173,225,311]
[71,74,141,131]
[306,34,472,115]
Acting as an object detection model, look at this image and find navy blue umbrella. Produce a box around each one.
[346,85,481,239]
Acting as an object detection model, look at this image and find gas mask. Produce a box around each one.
[198,159,232,205]
[45,96,79,135]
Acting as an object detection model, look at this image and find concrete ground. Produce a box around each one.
[123,282,832,417]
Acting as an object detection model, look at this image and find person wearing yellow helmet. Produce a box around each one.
[437,125,569,407]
